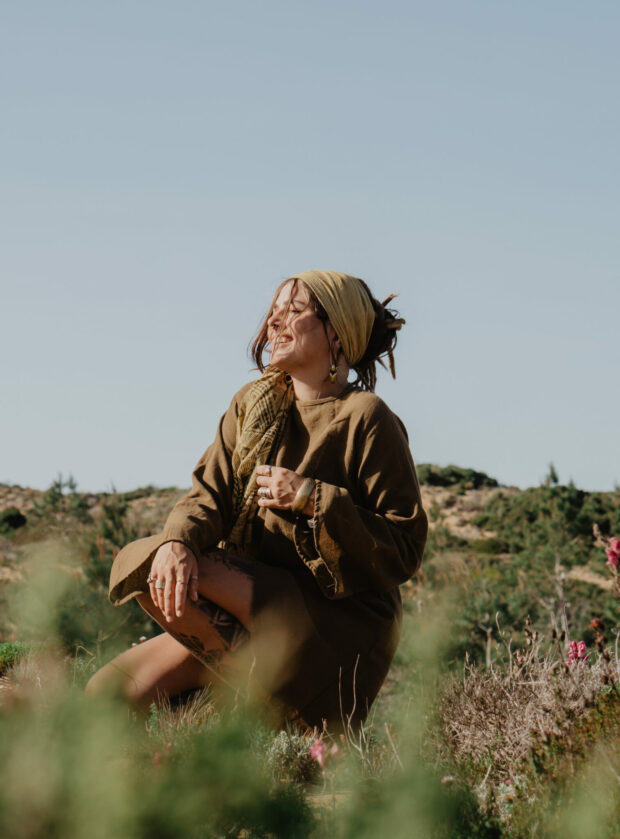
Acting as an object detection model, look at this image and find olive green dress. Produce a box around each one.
[109,383,428,729]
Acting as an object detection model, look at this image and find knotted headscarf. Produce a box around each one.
[290,270,375,365]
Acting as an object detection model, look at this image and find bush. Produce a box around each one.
[0,507,27,535]
[469,537,509,555]
[417,464,499,491]
[0,641,33,674]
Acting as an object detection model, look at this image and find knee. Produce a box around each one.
[84,661,147,706]
[84,665,116,699]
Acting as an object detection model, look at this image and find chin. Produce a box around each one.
[269,351,293,371]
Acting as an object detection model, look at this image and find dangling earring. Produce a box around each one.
[328,363,337,383]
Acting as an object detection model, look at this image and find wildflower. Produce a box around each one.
[310,739,328,767]
[567,640,589,666]
[606,547,619,568]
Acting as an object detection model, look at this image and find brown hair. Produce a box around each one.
[249,277,405,393]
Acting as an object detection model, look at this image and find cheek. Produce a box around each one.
[292,316,323,339]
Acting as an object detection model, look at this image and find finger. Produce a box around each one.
[256,464,274,477]
[175,569,189,617]
[164,575,175,622]
[189,559,199,602]
[256,487,274,502]
[155,566,167,613]
[149,561,161,612]
[150,563,165,611]
[147,566,158,608]
[255,475,271,486]
[155,574,166,614]
[257,497,285,509]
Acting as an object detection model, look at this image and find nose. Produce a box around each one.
[268,305,284,329]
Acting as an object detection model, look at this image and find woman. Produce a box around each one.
[87,270,428,731]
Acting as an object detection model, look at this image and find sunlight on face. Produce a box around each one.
[266,281,335,375]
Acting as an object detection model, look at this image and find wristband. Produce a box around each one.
[291,478,316,514]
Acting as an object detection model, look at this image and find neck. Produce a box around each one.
[288,369,349,401]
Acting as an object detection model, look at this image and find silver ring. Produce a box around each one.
[146,576,155,583]
[155,580,165,590]
[176,579,186,586]
[266,465,272,476]
[258,487,272,499]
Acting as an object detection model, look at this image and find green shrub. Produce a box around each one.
[417,464,499,490]
[469,537,509,555]
[0,507,27,534]
[0,641,33,673]
[29,474,91,525]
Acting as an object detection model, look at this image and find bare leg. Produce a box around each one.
[86,549,254,708]
[84,632,211,709]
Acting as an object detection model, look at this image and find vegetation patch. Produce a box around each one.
[417,463,499,491]
[1,471,618,837]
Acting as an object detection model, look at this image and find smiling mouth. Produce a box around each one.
[271,334,293,348]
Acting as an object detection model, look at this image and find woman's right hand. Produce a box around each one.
[149,541,199,622]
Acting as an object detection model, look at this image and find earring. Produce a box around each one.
[328,363,337,383]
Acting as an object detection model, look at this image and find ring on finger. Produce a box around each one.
[155,580,165,590]
[258,487,272,499]
[146,576,155,583]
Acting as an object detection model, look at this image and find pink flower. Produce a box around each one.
[567,640,589,665]
[310,739,328,767]
[606,549,619,568]
[609,537,620,553]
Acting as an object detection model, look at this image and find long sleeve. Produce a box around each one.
[293,400,427,599]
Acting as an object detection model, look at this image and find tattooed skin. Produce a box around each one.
[204,548,255,578]
[171,631,225,669]
[194,596,249,651]
[139,589,248,672]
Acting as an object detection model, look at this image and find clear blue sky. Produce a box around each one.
[2,1,619,493]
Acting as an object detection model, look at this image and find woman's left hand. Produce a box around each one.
[255,465,314,514]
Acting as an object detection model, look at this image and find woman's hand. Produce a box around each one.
[148,541,199,622]
[255,465,315,515]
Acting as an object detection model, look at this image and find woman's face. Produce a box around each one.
[267,280,338,376]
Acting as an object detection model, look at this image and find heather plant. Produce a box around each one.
[437,613,620,832]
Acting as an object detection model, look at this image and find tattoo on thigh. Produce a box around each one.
[136,589,248,672]
[167,629,225,669]
[194,596,249,652]
[207,548,255,579]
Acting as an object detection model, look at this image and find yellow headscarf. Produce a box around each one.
[291,270,375,365]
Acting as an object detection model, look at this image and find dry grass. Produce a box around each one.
[438,618,619,785]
